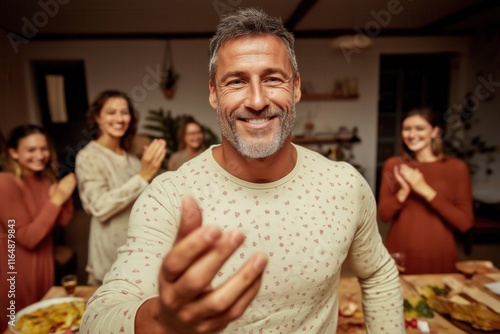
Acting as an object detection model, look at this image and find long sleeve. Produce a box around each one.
[346,171,405,333]
[377,157,405,223]
[0,173,62,250]
[80,178,176,333]
[75,142,148,223]
[426,159,473,233]
[56,198,74,227]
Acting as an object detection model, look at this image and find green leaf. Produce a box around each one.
[416,300,434,318]
[404,299,413,312]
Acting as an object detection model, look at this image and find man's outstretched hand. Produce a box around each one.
[135,196,268,334]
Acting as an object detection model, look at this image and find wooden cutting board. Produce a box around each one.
[337,276,466,334]
[400,275,467,334]
[402,274,500,333]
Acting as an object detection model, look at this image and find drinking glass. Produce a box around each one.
[390,252,406,274]
[61,274,78,296]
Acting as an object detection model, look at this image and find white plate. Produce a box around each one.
[9,297,86,334]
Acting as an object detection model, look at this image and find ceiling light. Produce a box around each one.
[331,35,374,50]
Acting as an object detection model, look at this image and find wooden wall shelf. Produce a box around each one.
[301,93,359,101]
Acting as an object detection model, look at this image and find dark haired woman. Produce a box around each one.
[377,108,473,274]
[75,90,166,285]
[0,124,75,331]
[167,116,206,171]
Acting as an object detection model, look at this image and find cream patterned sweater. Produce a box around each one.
[81,144,404,333]
[75,141,149,283]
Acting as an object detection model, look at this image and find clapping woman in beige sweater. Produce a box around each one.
[75,90,166,285]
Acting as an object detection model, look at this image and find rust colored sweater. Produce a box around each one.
[377,156,474,274]
[0,173,73,331]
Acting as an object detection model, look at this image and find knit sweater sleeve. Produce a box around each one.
[0,173,62,250]
[80,177,177,333]
[344,167,404,333]
[75,144,148,223]
[56,198,74,227]
[427,159,474,233]
[377,157,405,223]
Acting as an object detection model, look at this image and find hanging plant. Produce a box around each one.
[162,40,179,99]
[163,68,179,99]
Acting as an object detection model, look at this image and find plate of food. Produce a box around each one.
[9,297,87,334]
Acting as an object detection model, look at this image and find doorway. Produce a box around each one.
[32,60,89,178]
[32,60,90,284]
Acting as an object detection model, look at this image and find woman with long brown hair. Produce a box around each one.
[75,90,166,285]
[378,108,473,274]
[0,124,75,331]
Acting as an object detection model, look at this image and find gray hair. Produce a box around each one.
[209,8,298,82]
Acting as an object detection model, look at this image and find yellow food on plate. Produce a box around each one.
[15,300,86,334]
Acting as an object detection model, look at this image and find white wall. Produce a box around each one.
[1,35,484,190]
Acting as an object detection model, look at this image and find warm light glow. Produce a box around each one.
[331,35,374,50]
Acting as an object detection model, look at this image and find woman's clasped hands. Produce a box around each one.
[139,139,167,182]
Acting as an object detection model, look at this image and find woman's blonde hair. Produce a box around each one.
[3,124,58,182]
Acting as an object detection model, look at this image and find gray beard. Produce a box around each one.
[216,105,296,159]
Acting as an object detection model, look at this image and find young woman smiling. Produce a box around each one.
[377,108,474,274]
[75,90,166,285]
[0,124,75,331]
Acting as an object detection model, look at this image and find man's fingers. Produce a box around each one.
[162,225,222,282]
[177,196,203,241]
[179,253,267,319]
[165,230,246,305]
[195,275,264,333]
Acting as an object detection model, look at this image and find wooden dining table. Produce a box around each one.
[5,261,500,334]
[338,270,500,334]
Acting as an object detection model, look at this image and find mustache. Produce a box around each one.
[229,108,286,120]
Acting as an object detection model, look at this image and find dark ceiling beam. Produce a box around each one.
[293,28,476,38]
[20,27,476,41]
[9,31,216,41]
[284,0,319,30]
[422,0,500,32]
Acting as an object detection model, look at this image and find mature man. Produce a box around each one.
[81,8,404,334]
